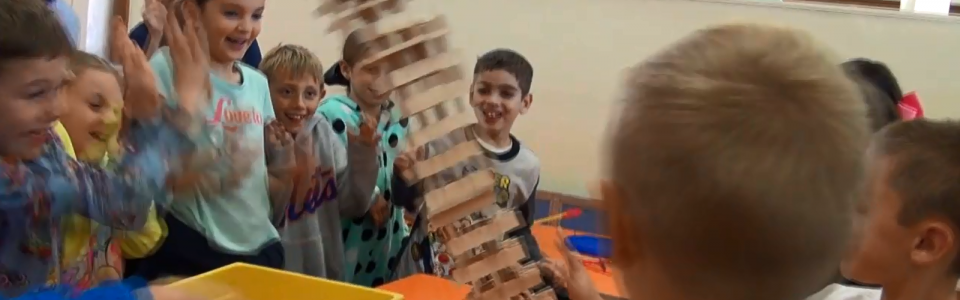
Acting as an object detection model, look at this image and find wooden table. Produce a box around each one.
[379,225,622,299]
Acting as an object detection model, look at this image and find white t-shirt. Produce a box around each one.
[807,284,882,300]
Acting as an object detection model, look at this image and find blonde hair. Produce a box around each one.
[259,44,324,84]
[68,51,122,89]
[607,23,869,300]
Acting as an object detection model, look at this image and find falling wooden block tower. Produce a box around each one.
[317,0,556,299]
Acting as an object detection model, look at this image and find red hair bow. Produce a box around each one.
[899,92,923,120]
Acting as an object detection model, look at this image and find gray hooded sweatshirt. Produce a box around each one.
[271,115,379,280]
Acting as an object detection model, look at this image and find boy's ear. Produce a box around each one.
[519,93,533,115]
[319,86,327,100]
[910,220,956,269]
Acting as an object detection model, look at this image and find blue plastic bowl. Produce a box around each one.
[565,235,613,258]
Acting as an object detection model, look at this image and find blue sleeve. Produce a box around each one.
[128,23,151,50]
[0,127,167,230]
[10,282,146,300]
[50,0,81,47]
[243,39,263,68]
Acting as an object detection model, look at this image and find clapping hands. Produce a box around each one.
[109,16,160,121]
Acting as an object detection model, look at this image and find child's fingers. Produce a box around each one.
[163,3,186,60]
[180,1,204,61]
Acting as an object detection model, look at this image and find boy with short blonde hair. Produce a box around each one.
[260,44,380,281]
[561,23,870,300]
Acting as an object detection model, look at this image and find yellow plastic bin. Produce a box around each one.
[170,263,404,300]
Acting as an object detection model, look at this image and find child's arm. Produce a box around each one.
[119,203,166,258]
[332,123,379,218]
[390,146,428,214]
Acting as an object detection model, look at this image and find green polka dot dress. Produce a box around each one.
[317,94,410,287]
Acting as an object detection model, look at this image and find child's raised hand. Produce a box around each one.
[347,114,381,147]
[142,0,168,34]
[394,146,425,173]
[550,229,604,300]
[163,0,210,116]
[110,16,161,120]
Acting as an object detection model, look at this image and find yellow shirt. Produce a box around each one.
[53,122,166,287]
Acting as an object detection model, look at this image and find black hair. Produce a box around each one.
[842,58,904,108]
[473,49,534,96]
[851,76,900,132]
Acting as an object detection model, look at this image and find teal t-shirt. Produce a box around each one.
[150,48,278,253]
[317,94,410,286]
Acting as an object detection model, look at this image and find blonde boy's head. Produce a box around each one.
[260,44,326,133]
[604,23,869,300]
[843,119,960,286]
[260,44,324,83]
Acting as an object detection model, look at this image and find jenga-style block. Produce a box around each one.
[445,211,523,255]
[318,1,553,298]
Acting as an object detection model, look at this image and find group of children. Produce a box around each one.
[2,0,546,299]
[2,1,959,300]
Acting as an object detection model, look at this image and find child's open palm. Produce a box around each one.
[110,16,160,120]
[544,229,604,300]
[347,115,381,147]
[163,0,210,116]
[142,0,168,34]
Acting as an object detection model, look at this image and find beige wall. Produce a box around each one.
[112,0,960,197]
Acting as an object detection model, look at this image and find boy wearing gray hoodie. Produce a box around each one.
[260,44,380,281]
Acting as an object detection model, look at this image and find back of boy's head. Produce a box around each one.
[0,0,73,76]
[473,49,533,96]
[872,119,960,273]
[260,44,324,84]
[608,23,869,300]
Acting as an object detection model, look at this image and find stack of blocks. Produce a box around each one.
[316,0,556,299]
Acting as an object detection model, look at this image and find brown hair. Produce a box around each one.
[872,119,960,273]
[0,0,73,77]
[607,23,869,300]
[259,44,324,84]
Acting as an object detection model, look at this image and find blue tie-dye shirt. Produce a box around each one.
[0,109,205,297]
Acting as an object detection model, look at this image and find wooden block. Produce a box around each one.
[445,211,523,255]
[477,264,544,300]
[371,50,463,95]
[405,111,476,150]
[352,14,447,46]
[396,79,471,118]
[357,27,451,71]
[326,0,401,32]
[401,140,484,182]
[451,238,527,283]
[424,169,495,218]
[427,190,496,230]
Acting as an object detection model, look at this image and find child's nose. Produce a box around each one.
[237,18,253,33]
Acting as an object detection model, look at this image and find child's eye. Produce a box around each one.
[222,10,239,18]
[476,88,491,95]
[304,91,317,99]
[252,13,263,21]
[499,92,515,99]
[280,88,293,96]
